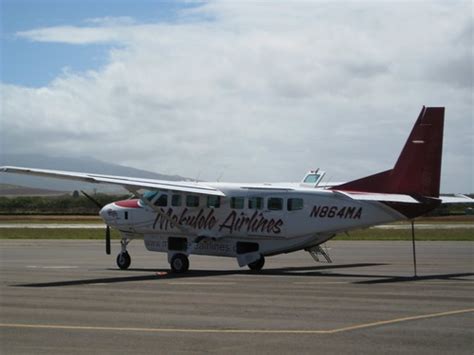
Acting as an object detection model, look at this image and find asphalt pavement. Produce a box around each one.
[0,240,473,354]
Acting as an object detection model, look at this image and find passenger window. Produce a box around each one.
[186,195,200,207]
[267,197,283,211]
[154,194,168,207]
[231,197,244,209]
[248,197,263,209]
[207,196,221,208]
[171,194,182,207]
[287,198,304,211]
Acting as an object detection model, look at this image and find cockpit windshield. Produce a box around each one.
[304,174,321,184]
[141,191,158,203]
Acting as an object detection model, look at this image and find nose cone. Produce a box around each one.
[99,203,116,225]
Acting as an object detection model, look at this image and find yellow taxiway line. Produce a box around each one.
[0,308,472,335]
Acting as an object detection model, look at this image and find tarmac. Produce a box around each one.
[0,240,473,354]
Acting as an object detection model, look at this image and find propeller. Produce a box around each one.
[105,224,111,255]
[81,190,111,255]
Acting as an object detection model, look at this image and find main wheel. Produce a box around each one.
[116,251,131,270]
[170,253,189,273]
[248,255,265,271]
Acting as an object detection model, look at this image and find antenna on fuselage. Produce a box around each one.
[194,170,202,182]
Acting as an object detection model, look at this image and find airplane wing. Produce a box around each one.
[439,194,474,204]
[0,166,225,196]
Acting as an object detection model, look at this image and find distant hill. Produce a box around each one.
[0,183,68,196]
[0,154,190,193]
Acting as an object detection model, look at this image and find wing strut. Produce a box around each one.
[81,191,111,255]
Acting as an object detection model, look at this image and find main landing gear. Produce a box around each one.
[167,253,264,273]
[116,238,131,270]
[248,255,265,271]
[170,253,189,273]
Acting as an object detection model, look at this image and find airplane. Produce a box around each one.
[1,106,472,273]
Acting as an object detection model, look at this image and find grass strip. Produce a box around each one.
[0,227,472,241]
[0,228,122,240]
[334,228,473,241]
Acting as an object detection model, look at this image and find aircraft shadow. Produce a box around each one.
[13,263,473,288]
[11,263,474,287]
[353,272,474,284]
[15,263,380,287]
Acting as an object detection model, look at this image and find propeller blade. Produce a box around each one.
[105,225,111,255]
[81,190,104,209]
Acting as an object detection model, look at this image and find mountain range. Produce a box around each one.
[0,154,190,193]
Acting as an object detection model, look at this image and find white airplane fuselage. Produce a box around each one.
[101,184,404,262]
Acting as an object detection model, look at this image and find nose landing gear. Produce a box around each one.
[116,238,131,270]
[117,251,131,270]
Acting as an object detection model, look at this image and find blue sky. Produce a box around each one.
[1,0,197,86]
[1,1,472,191]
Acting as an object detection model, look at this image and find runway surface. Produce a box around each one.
[1,240,473,354]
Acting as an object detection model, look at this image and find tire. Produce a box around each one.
[116,251,131,270]
[248,255,265,271]
[170,253,189,273]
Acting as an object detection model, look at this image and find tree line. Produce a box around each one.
[0,193,130,215]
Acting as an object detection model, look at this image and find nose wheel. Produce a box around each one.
[116,251,131,270]
[116,238,131,270]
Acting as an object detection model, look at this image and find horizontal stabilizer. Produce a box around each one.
[334,190,420,203]
[440,194,474,204]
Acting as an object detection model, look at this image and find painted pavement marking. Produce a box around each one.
[1,308,472,335]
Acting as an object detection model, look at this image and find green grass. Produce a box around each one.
[333,228,473,241]
[0,227,472,241]
[0,228,122,239]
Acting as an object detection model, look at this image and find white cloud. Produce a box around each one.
[85,16,137,26]
[2,1,473,192]
[16,16,140,44]
[16,26,119,44]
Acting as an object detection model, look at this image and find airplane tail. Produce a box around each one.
[332,106,445,198]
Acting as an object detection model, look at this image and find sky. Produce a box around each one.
[1,0,472,192]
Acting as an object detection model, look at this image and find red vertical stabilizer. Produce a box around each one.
[332,107,444,198]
